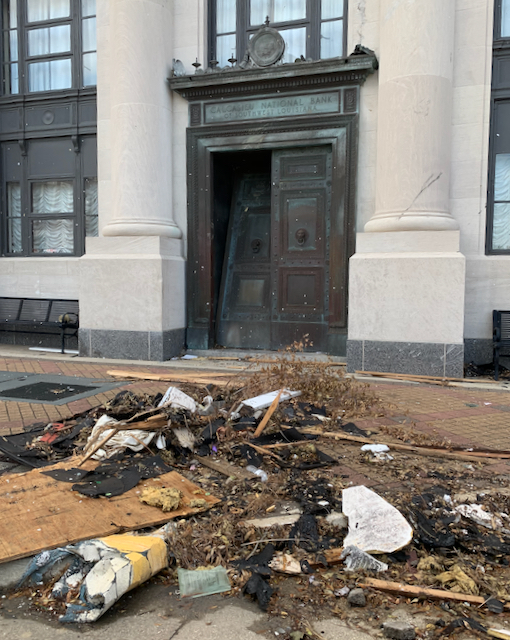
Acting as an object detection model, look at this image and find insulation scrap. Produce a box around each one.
[435,564,479,595]
[189,498,208,509]
[139,486,182,512]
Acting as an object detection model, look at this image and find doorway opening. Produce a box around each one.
[211,146,333,351]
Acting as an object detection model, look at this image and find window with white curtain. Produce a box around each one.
[211,0,346,67]
[502,0,510,37]
[1,0,97,94]
[1,137,97,257]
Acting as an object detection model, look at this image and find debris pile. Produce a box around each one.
[1,351,510,637]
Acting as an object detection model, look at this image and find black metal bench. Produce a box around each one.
[0,297,79,353]
[493,309,510,380]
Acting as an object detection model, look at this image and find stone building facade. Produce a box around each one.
[0,0,506,377]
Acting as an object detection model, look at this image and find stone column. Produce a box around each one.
[102,0,181,238]
[347,0,466,377]
[365,0,458,233]
[79,0,186,361]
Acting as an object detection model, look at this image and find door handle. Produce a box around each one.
[251,238,262,253]
[295,228,308,245]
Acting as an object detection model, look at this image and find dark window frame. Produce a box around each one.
[487,0,510,254]
[0,135,97,257]
[0,1,97,258]
[208,0,348,67]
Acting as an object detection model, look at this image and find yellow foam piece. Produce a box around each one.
[99,534,168,587]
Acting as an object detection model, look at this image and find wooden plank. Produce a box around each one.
[301,428,508,463]
[0,461,220,564]
[355,370,500,384]
[196,456,254,480]
[106,369,243,386]
[360,578,510,611]
[253,389,283,438]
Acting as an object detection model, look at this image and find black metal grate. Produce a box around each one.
[0,382,98,402]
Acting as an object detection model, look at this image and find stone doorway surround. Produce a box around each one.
[169,52,378,355]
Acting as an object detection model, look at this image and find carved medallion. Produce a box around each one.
[248,25,285,68]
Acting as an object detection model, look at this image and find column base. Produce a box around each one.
[346,340,464,377]
[79,328,185,361]
[102,219,182,238]
[79,236,186,361]
[347,230,466,377]
[364,212,459,233]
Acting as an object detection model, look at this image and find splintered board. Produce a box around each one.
[0,462,220,564]
[106,369,244,387]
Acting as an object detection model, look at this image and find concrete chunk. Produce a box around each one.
[382,620,416,640]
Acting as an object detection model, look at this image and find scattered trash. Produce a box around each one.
[177,566,231,598]
[455,503,504,531]
[240,389,302,412]
[19,530,169,622]
[341,546,388,572]
[158,386,197,411]
[84,415,157,460]
[246,465,269,482]
[343,485,413,553]
[269,553,303,575]
[3,349,510,635]
[489,629,510,640]
[361,443,393,460]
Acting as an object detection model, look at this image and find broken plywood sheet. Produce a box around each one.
[0,461,220,564]
[342,485,413,554]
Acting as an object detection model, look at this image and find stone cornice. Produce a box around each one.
[168,54,378,101]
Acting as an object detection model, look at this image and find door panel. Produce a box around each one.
[272,147,331,350]
[216,174,272,349]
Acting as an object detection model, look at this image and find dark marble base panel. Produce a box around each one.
[347,340,464,378]
[463,338,493,365]
[79,328,185,361]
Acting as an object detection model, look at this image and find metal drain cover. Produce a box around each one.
[0,381,99,402]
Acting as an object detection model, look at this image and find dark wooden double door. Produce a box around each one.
[217,146,332,351]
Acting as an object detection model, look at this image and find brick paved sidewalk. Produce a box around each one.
[0,353,509,465]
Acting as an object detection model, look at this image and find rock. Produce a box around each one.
[347,587,366,607]
[382,620,416,640]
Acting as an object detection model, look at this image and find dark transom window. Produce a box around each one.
[209,0,347,67]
